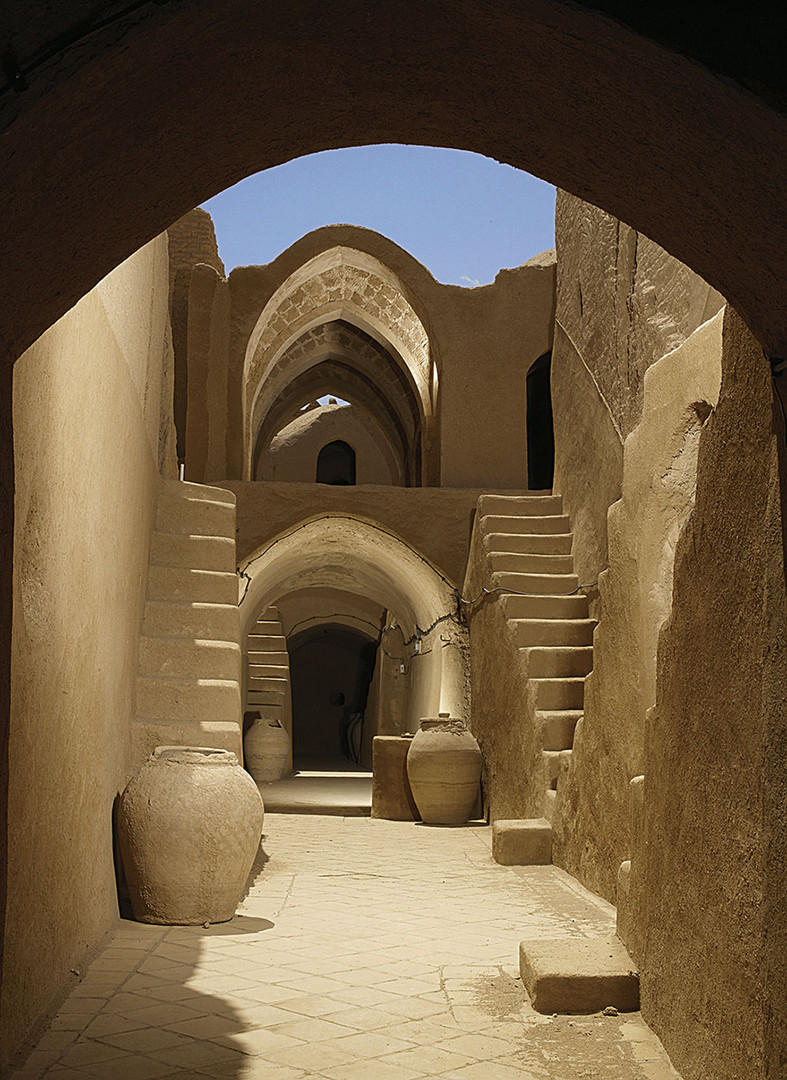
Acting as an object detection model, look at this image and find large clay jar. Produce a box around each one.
[244,707,290,783]
[406,714,482,824]
[118,746,264,925]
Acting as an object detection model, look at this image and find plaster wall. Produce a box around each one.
[553,309,724,900]
[552,192,724,590]
[227,481,528,586]
[629,307,786,1080]
[3,237,174,1063]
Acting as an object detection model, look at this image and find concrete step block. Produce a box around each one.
[131,718,242,763]
[491,570,579,595]
[538,710,582,751]
[484,532,573,555]
[143,600,239,640]
[246,634,287,652]
[139,636,241,681]
[147,565,238,605]
[503,593,589,619]
[524,647,594,678]
[485,551,575,574]
[136,676,241,723]
[150,531,235,573]
[156,492,236,538]
[531,677,585,710]
[492,818,552,865]
[478,494,562,516]
[519,936,640,1014]
[512,619,596,647]
[482,514,571,536]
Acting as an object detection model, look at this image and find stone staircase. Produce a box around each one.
[478,493,595,822]
[246,605,291,718]
[131,478,242,763]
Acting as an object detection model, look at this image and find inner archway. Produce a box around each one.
[316,439,356,485]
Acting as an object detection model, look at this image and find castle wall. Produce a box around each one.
[2,238,174,1063]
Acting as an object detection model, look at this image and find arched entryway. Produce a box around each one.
[316,440,356,485]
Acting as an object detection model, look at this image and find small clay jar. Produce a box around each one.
[406,714,482,824]
[118,746,264,925]
[244,706,290,784]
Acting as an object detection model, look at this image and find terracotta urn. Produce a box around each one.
[406,714,482,824]
[244,707,290,783]
[118,745,264,925]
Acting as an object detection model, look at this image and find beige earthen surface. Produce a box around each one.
[553,310,724,900]
[4,237,175,1062]
[9,815,682,1080]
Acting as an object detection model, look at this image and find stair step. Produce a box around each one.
[143,600,239,640]
[531,677,585,710]
[150,531,235,573]
[482,514,572,535]
[512,619,596,647]
[248,676,289,693]
[542,749,573,788]
[156,493,236,538]
[491,571,579,595]
[160,478,236,505]
[247,650,289,667]
[485,532,573,555]
[247,688,287,706]
[519,936,640,1014]
[147,565,238,605]
[247,634,288,652]
[486,552,574,574]
[524,647,594,678]
[502,593,589,619]
[538,711,582,751]
[139,636,241,680]
[248,664,289,681]
[478,494,562,516]
[136,676,241,723]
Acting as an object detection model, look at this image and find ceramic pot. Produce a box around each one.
[406,715,482,824]
[118,745,264,925]
[244,707,290,783]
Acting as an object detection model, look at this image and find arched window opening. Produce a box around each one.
[526,351,554,490]
[317,440,356,485]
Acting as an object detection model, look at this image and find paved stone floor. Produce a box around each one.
[11,815,682,1080]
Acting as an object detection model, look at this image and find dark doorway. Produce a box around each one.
[288,625,378,770]
[316,440,356,485]
[526,351,555,490]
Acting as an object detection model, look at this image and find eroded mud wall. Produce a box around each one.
[552,191,723,594]
[2,238,174,1065]
[629,308,786,1080]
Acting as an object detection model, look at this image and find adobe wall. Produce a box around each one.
[2,238,174,1065]
[553,309,724,899]
[552,192,723,596]
[630,307,786,1080]
[226,481,529,586]
[190,225,555,489]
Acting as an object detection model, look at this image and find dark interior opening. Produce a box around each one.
[288,625,378,770]
[316,439,356,485]
[526,350,555,490]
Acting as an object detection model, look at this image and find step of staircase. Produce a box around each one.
[150,531,235,572]
[490,570,579,595]
[502,594,589,619]
[143,600,239,640]
[136,677,241,722]
[487,552,575,574]
[247,633,288,651]
[147,565,238,605]
[484,532,573,555]
[530,677,586,710]
[156,492,236,538]
[538,710,583,751]
[478,494,563,516]
[523,647,594,678]
[511,619,596,647]
[248,663,289,680]
[482,514,572,536]
[248,649,289,666]
[139,636,241,681]
[248,676,289,695]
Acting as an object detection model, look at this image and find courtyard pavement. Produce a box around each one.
[10,815,681,1080]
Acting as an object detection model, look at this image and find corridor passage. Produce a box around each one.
[12,817,680,1079]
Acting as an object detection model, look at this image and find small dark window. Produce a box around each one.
[316,440,356,485]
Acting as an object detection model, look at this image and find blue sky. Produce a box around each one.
[201,145,555,286]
